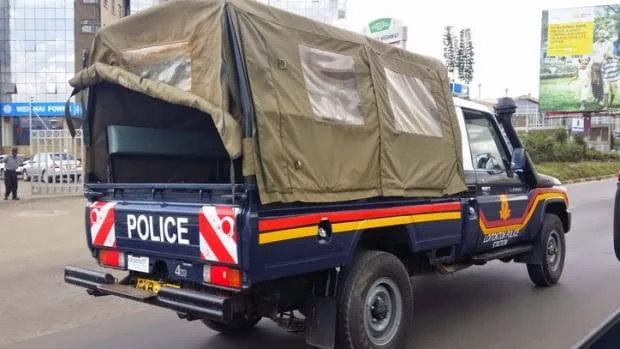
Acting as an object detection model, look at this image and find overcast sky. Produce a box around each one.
[338,0,620,100]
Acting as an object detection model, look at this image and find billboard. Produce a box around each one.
[0,102,83,118]
[362,18,408,49]
[539,5,620,114]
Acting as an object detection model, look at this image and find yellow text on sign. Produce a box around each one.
[547,22,593,56]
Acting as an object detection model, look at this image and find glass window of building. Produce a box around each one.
[129,0,166,15]
[0,0,75,146]
[81,19,99,33]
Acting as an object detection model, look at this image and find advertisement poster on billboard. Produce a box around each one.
[539,5,620,114]
[361,18,408,49]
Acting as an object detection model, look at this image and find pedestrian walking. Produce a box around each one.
[4,147,20,200]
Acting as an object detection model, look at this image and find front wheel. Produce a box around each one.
[336,250,413,349]
[202,315,261,335]
[527,213,566,287]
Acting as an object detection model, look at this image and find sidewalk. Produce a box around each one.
[0,181,82,205]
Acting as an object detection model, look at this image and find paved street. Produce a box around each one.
[0,178,619,349]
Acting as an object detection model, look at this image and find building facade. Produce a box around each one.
[74,0,128,73]
[0,0,79,148]
[256,0,346,24]
[129,0,166,15]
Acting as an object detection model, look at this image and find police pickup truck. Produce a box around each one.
[63,1,571,349]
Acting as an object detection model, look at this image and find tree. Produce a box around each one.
[457,28,475,85]
[457,28,467,83]
[462,28,475,84]
[443,26,475,85]
[442,26,457,81]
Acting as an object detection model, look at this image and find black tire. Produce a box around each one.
[336,250,413,349]
[527,213,566,287]
[202,315,261,335]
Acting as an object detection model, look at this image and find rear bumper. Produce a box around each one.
[64,266,232,323]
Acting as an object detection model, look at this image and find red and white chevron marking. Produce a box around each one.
[89,201,117,248]
[198,206,240,264]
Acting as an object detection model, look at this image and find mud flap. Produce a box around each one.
[304,295,337,349]
[305,267,340,349]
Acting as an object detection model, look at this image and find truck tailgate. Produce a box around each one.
[89,200,240,265]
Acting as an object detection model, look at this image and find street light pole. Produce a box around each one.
[29,96,33,148]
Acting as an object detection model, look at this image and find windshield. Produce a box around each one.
[52,153,75,161]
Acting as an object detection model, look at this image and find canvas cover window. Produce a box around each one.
[384,68,442,137]
[122,41,192,91]
[298,45,363,125]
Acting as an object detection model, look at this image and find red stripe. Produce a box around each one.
[259,202,461,232]
[199,213,235,264]
[93,208,115,246]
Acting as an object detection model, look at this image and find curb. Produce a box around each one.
[0,192,82,205]
[563,174,617,184]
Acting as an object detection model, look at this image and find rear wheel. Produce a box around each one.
[202,315,261,335]
[336,250,413,349]
[527,213,566,287]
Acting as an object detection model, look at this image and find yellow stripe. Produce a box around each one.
[480,193,567,235]
[258,211,462,245]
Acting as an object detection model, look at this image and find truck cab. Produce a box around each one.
[63,2,571,349]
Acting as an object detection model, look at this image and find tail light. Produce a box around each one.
[98,249,126,269]
[203,265,241,288]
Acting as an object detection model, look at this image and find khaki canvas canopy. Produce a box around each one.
[69,0,467,204]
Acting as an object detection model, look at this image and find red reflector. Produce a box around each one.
[98,249,124,268]
[209,265,241,288]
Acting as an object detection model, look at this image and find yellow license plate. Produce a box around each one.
[135,278,180,293]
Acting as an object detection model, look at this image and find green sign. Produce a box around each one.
[368,18,392,33]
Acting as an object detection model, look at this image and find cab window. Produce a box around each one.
[464,114,509,172]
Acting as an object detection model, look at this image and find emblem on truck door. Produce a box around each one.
[499,194,511,220]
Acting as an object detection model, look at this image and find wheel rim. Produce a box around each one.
[546,230,561,271]
[363,277,403,346]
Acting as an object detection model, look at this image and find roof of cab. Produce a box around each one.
[453,97,494,114]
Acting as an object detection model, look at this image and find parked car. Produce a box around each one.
[17,159,32,180]
[25,152,82,183]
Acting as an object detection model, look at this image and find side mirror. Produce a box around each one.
[511,148,526,172]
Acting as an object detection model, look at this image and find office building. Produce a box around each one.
[129,0,166,15]
[75,0,129,72]
[256,0,347,24]
[0,0,81,147]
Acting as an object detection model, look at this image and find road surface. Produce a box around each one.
[0,179,618,349]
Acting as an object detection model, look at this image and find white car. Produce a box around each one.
[17,159,33,180]
[0,154,6,179]
[24,152,82,183]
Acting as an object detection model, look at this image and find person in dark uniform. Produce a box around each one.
[4,147,20,200]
